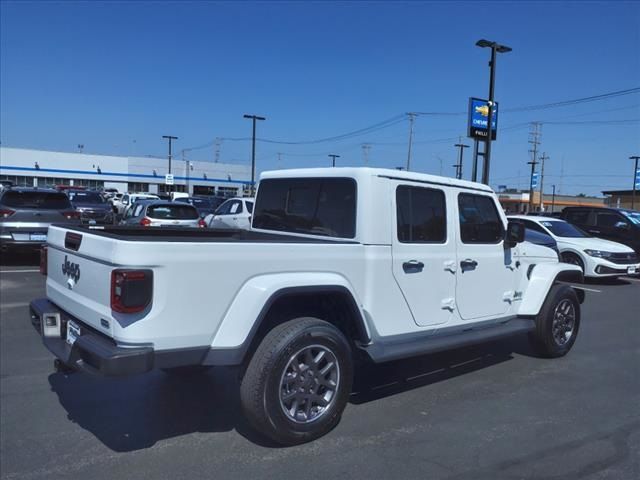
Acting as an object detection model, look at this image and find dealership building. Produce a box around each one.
[0,147,251,196]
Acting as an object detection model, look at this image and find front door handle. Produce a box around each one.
[460,259,478,270]
[403,260,424,273]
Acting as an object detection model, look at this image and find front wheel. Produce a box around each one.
[240,317,353,446]
[529,285,580,358]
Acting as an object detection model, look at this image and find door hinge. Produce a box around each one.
[443,260,457,273]
[441,298,456,311]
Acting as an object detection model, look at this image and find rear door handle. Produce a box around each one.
[403,260,424,273]
[460,259,478,270]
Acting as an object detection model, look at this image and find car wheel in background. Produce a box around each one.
[561,252,585,273]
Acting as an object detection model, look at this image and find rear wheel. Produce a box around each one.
[529,285,580,358]
[240,317,353,446]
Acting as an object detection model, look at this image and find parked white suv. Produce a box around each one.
[510,215,640,277]
[31,168,584,445]
[205,197,254,230]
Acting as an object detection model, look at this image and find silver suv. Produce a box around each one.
[0,188,81,250]
[119,200,204,228]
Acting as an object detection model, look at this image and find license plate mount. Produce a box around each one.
[66,320,81,346]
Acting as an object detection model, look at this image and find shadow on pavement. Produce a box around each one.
[585,276,632,286]
[48,335,533,451]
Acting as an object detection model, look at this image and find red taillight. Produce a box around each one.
[110,269,153,314]
[198,218,207,228]
[140,217,152,227]
[40,246,48,275]
[0,208,15,219]
[61,210,81,220]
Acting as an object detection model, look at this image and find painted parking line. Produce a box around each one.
[557,282,602,293]
[0,269,41,273]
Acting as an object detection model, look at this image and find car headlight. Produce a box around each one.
[584,249,613,258]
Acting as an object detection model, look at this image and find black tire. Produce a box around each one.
[560,252,585,273]
[240,317,353,446]
[529,285,580,358]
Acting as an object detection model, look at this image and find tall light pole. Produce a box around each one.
[475,39,512,185]
[631,155,640,209]
[162,135,178,174]
[329,154,340,167]
[243,114,266,190]
[454,140,470,180]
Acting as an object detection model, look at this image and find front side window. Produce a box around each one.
[458,193,504,244]
[596,213,625,228]
[253,178,356,238]
[396,185,446,243]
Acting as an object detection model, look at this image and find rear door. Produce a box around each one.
[391,182,457,327]
[455,192,515,320]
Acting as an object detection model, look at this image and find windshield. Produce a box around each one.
[147,204,198,220]
[540,220,588,238]
[68,191,105,204]
[621,210,640,225]
[0,191,71,210]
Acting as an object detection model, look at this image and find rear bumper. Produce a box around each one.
[30,298,155,376]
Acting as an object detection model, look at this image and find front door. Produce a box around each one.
[391,183,457,327]
[455,192,516,320]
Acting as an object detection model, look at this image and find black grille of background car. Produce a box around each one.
[81,210,108,219]
[608,252,639,264]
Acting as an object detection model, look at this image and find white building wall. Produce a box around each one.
[0,147,250,195]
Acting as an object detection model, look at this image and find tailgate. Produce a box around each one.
[45,226,121,335]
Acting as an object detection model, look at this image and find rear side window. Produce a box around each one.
[0,191,71,210]
[253,178,356,238]
[458,193,504,244]
[396,185,446,243]
[147,205,198,220]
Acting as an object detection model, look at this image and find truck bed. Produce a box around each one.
[58,224,358,244]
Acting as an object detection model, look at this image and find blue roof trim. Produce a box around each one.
[0,165,252,185]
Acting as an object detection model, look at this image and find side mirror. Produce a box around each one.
[505,220,525,248]
[614,221,629,229]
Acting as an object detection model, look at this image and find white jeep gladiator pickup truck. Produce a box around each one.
[31,167,585,445]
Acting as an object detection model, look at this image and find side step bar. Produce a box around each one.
[365,318,535,363]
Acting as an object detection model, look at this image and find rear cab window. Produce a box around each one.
[458,193,504,243]
[253,177,357,238]
[0,190,71,210]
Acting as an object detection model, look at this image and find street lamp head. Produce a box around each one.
[476,39,512,53]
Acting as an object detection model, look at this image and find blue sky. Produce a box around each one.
[1,1,639,195]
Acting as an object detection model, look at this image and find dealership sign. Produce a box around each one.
[468,97,498,140]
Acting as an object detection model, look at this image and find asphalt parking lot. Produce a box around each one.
[1,251,639,480]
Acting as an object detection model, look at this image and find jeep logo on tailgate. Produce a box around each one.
[62,255,80,282]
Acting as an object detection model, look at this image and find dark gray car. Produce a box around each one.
[0,188,81,250]
[67,190,115,225]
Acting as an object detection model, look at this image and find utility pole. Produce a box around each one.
[243,114,266,191]
[214,137,222,163]
[551,184,556,213]
[406,112,417,171]
[454,139,470,180]
[362,143,371,165]
[276,152,283,169]
[539,152,549,211]
[631,155,640,209]
[183,150,190,195]
[527,123,541,212]
[329,154,340,167]
[475,39,512,185]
